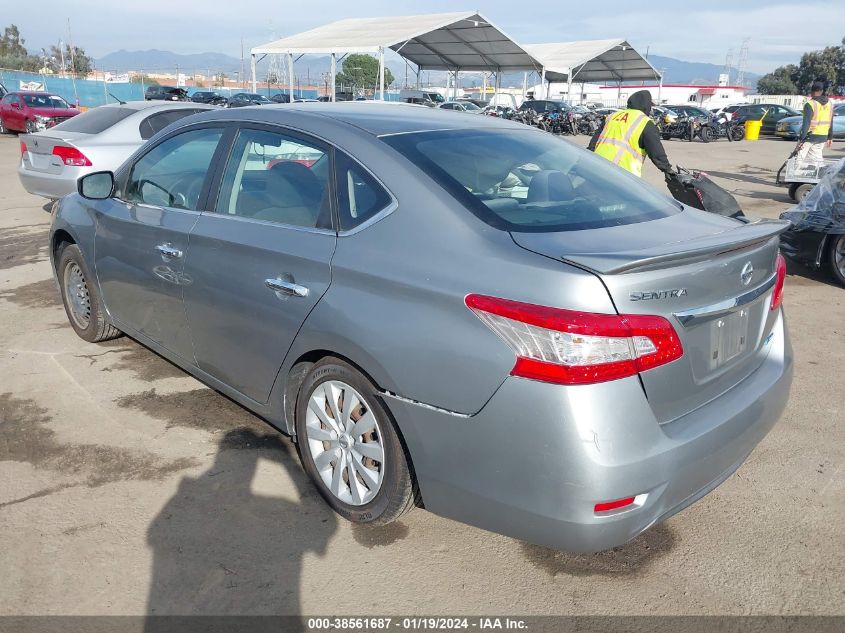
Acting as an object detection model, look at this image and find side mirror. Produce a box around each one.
[78,171,115,200]
[11,102,20,109]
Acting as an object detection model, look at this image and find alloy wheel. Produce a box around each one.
[305,380,385,506]
[834,237,845,279]
[63,262,91,329]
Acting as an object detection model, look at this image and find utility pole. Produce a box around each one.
[240,36,245,89]
[737,38,750,87]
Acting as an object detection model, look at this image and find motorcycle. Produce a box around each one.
[710,113,745,141]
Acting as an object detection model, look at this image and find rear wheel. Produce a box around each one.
[829,235,845,288]
[730,125,745,141]
[295,358,416,524]
[699,126,714,143]
[794,183,814,201]
[58,244,122,343]
[25,119,37,133]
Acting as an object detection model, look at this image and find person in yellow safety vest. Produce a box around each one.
[797,81,834,164]
[588,90,672,177]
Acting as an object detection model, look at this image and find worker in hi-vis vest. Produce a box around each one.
[588,90,671,177]
[797,81,834,164]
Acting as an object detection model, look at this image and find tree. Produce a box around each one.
[130,74,158,85]
[334,53,394,93]
[792,46,844,94]
[756,64,798,95]
[0,24,27,58]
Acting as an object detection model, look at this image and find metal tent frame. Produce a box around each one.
[527,39,662,103]
[249,11,544,101]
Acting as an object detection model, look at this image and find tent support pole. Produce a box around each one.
[330,53,336,102]
[566,69,572,104]
[250,53,257,93]
[288,53,294,101]
[657,73,663,103]
[378,47,385,100]
[453,69,459,101]
[482,72,487,101]
[540,66,547,99]
[522,72,527,100]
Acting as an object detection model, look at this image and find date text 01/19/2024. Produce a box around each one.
[305,617,529,630]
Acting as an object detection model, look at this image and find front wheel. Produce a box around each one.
[295,358,416,524]
[58,244,122,343]
[699,126,714,143]
[25,119,37,133]
[0,116,7,134]
[730,125,745,141]
[829,234,845,288]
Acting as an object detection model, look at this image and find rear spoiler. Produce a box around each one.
[562,219,790,274]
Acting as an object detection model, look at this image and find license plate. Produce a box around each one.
[708,308,749,370]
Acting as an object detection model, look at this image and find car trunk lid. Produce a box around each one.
[20,132,90,174]
[511,211,789,423]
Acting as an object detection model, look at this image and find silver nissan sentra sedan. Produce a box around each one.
[49,103,793,552]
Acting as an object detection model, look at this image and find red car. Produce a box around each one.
[0,91,79,134]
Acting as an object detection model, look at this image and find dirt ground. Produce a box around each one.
[1,130,843,616]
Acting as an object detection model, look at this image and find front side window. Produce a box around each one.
[335,152,392,231]
[382,128,680,233]
[214,128,331,229]
[124,127,223,210]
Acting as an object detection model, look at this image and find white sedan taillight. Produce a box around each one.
[465,294,684,385]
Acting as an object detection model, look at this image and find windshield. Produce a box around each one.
[427,93,445,103]
[463,102,481,111]
[382,128,681,232]
[52,105,138,133]
[22,94,69,109]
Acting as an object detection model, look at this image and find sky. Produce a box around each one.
[4,0,844,74]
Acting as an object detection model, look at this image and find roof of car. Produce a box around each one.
[9,91,63,96]
[188,101,524,136]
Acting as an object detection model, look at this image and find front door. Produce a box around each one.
[94,126,226,361]
[182,126,336,403]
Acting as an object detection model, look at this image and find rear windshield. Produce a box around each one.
[382,128,681,232]
[52,105,138,134]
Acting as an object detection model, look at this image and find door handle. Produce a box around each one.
[155,244,183,259]
[265,277,310,298]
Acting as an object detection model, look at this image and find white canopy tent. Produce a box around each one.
[250,11,544,101]
[527,39,662,102]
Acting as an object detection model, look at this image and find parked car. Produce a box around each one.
[709,104,747,121]
[399,89,445,107]
[270,93,293,104]
[18,101,216,199]
[437,101,483,113]
[519,99,570,115]
[51,104,792,553]
[227,92,272,108]
[144,86,190,102]
[190,91,228,106]
[0,91,79,134]
[733,104,800,135]
[456,98,488,108]
[775,103,845,140]
[665,104,711,119]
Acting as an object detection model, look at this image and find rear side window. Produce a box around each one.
[52,106,138,134]
[139,109,205,140]
[382,128,680,233]
[335,152,392,231]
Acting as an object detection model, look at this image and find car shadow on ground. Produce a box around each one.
[144,428,337,628]
[785,258,842,289]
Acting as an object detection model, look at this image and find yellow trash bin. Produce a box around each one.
[744,119,762,141]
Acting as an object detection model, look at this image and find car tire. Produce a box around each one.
[829,234,845,288]
[0,116,7,134]
[58,244,122,343]
[295,357,416,525]
[25,119,37,133]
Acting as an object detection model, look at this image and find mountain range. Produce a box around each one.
[95,49,760,88]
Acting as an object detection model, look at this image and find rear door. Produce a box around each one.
[182,125,336,403]
[94,125,227,361]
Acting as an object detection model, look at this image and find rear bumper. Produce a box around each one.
[17,164,88,199]
[387,312,793,552]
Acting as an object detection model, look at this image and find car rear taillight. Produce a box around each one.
[771,253,786,311]
[594,497,636,513]
[20,141,27,157]
[465,294,684,386]
[52,145,92,167]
